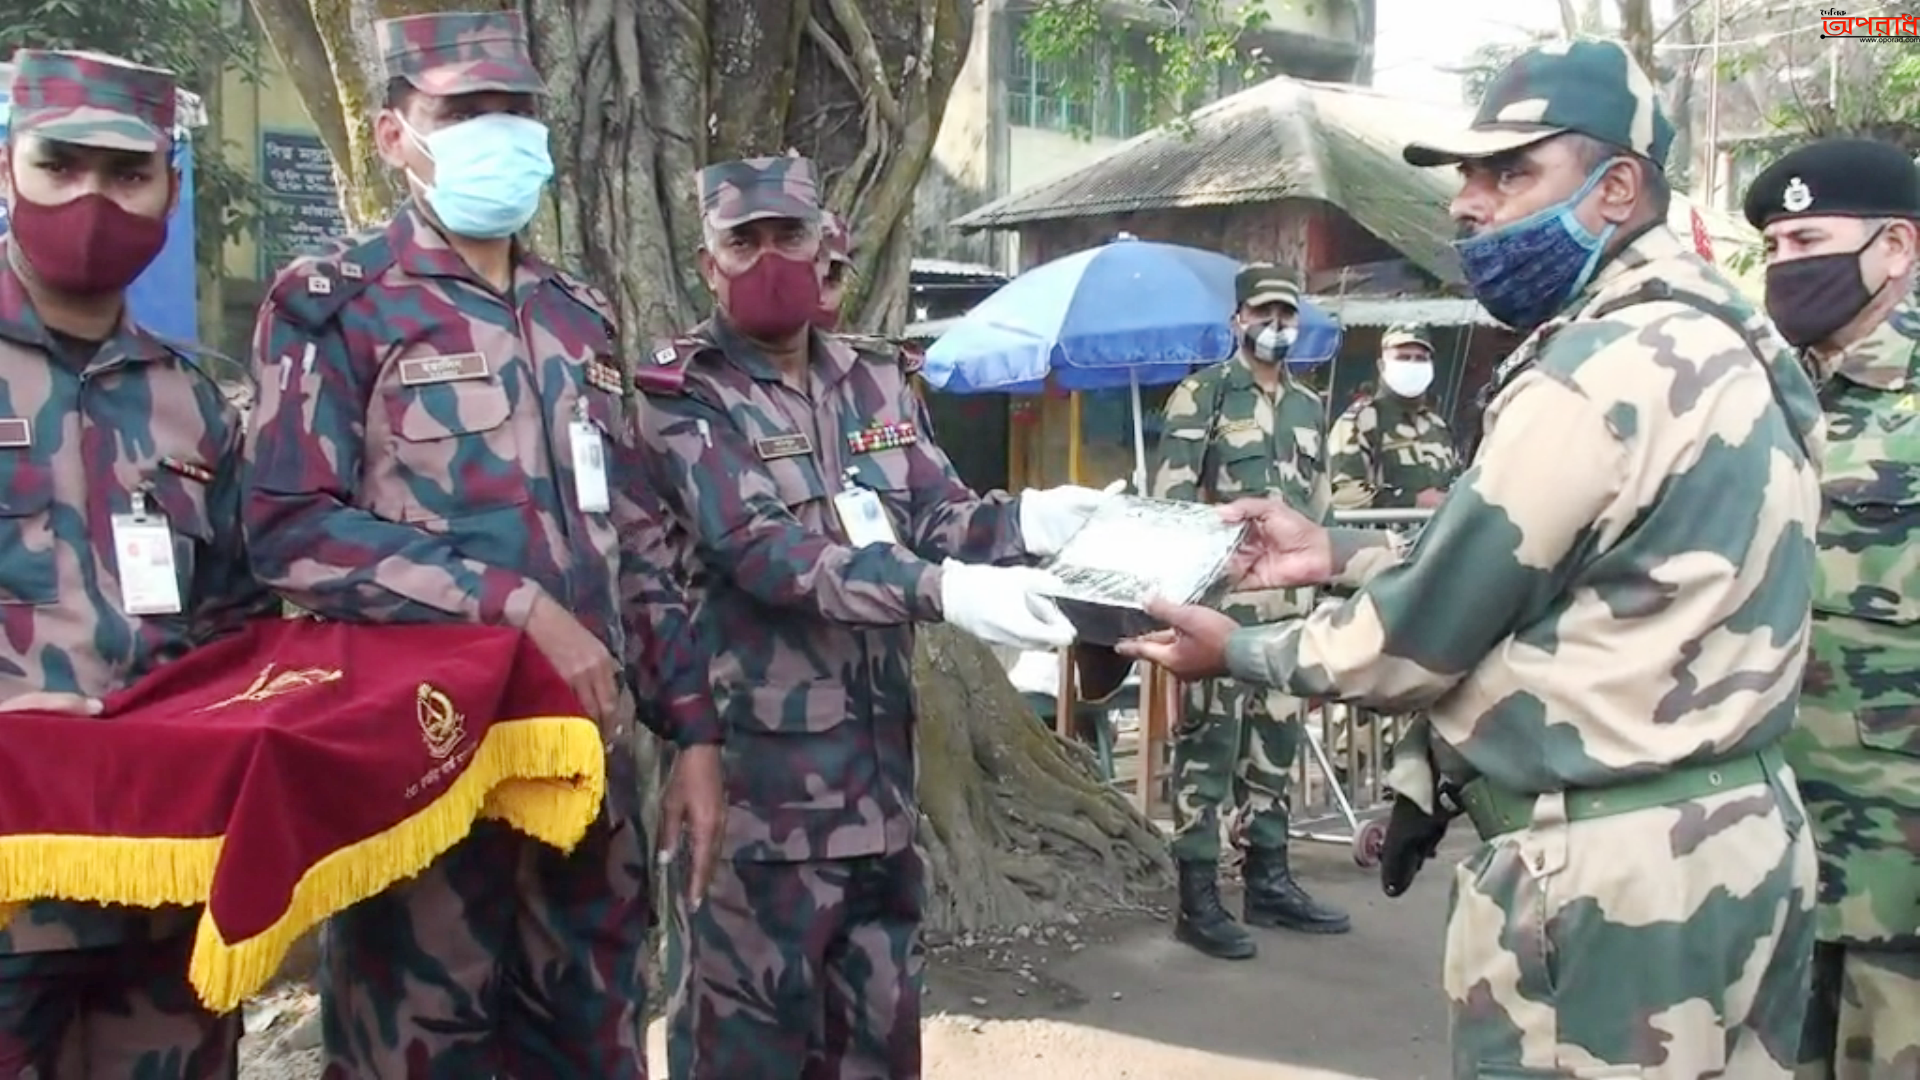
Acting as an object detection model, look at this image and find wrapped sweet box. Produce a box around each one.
[1037,495,1249,646]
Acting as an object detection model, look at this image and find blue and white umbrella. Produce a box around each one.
[922,234,1342,489]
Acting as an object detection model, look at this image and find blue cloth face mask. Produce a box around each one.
[1454,159,1622,332]
[402,113,554,239]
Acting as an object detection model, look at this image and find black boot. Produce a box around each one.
[1174,860,1256,960]
[1243,847,1351,935]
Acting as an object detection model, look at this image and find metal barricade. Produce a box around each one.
[1285,507,1434,867]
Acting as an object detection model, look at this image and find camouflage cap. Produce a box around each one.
[9,49,176,153]
[378,11,544,97]
[1235,263,1299,309]
[822,210,856,267]
[1403,39,1672,171]
[698,155,821,230]
[1380,323,1434,352]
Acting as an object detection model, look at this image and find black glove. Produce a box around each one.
[1380,780,1463,898]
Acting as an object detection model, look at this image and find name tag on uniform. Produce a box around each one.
[834,485,899,548]
[398,353,490,387]
[0,418,28,448]
[1217,418,1260,435]
[569,405,611,514]
[111,490,181,616]
[756,433,813,460]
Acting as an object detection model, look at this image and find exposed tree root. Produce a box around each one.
[913,626,1171,935]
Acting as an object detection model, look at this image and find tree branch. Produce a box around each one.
[822,0,904,127]
[245,0,354,181]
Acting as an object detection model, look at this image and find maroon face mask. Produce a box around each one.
[9,191,168,297]
[722,252,823,342]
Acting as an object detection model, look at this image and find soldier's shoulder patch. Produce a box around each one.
[634,336,714,397]
[548,268,619,331]
[266,230,395,330]
[145,333,255,411]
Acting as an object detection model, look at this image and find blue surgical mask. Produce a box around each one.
[1455,160,1622,332]
[402,113,554,239]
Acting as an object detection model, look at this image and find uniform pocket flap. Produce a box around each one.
[1824,461,1920,511]
[738,681,848,734]
[1858,703,1920,758]
[389,380,512,442]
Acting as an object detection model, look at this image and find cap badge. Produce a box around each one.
[1783,177,1813,214]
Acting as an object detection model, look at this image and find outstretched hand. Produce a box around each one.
[1219,498,1334,591]
[1115,595,1239,681]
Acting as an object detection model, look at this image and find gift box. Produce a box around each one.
[1038,495,1248,646]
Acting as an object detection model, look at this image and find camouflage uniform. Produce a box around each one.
[1150,266,1350,955]
[1325,323,1457,774]
[1740,142,1920,1080]
[639,157,1032,1080]
[0,52,272,1077]
[241,15,719,1076]
[1231,42,1824,1077]
[1327,324,1457,511]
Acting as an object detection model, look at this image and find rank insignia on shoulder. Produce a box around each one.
[586,357,624,394]
[0,417,29,448]
[306,274,332,295]
[653,347,677,365]
[340,262,364,280]
[847,420,918,455]
[756,433,813,460]
[159,456,216,484]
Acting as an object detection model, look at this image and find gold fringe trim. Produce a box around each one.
[0,716,604,1015]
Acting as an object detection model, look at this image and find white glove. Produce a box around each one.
[1018,479,1126,557]
[938,561,1077,649]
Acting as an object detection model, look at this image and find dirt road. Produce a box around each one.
[242,837,1462,1078]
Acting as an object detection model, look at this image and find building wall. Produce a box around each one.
[210,15,340,353]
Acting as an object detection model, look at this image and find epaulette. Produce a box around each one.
[635,335,714,397]
[546,267,620,337]
[836,333,926,375]
[264,230,395,331]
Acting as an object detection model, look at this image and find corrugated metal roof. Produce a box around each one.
[1309,294,1498,328]
[951,77,1473,285]
[911,257,1006,280]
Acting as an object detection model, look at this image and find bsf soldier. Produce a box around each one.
[637,155,1115,1079]
[1127,39,1824,1077]
[0,51,272,1074]
[1743,138,1920,1080]
[1327,323,1458,511]
[1149,263,1350,961]
[241,12,724,1074]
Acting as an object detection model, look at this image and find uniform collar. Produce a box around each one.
[710,315,857,391]
[1827,305,1919,392]
[0,241,170,372]
[1574,224,1689,309]
[391,201,550,299]
[1226,351,1289,393]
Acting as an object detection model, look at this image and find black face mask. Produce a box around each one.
[1764,226,1888,348]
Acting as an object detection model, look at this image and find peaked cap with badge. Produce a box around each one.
[1380,323,1434,352]
[1404,38,1673,170]
[378,10,544,97]
[1741,137,1920,230]
[698,154,821,231]
[1236,263,1300,310]
[8,49,177,153]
